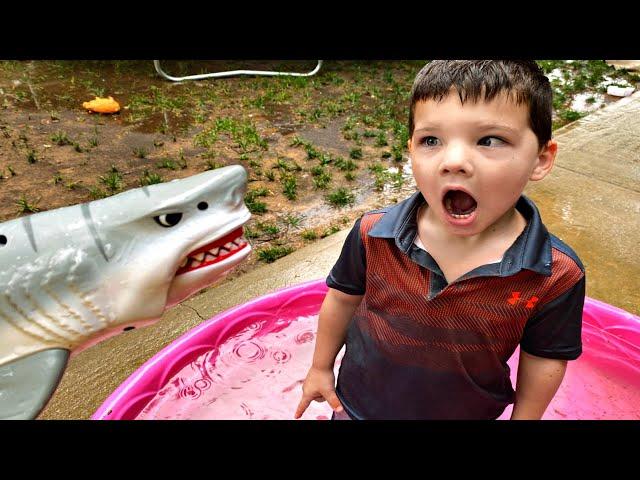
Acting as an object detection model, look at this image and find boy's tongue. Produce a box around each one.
[447,190,477,214]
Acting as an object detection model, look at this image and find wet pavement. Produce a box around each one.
[39,92,640,419]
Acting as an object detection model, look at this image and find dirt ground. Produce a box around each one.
[1,60,637,283]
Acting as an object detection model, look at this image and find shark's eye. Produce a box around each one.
[0,235,6,246]
[197,201,208,211]
[154,213,182,228]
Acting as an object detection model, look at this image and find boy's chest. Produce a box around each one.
[365,244,544,335]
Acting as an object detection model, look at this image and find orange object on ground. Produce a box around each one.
[82,96,121,114]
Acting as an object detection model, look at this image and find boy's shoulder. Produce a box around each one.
[548,232,585,273]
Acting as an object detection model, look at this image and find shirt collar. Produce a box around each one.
[368,190,552,277]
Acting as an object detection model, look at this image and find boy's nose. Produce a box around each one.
[439,144,473,176]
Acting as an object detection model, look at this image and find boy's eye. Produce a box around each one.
[478,136,506,147]
[422,136,440,147]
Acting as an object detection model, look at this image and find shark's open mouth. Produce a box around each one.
[176,227,248,276]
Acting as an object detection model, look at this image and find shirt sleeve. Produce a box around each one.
[520,275,585,360]
[326,217,366,295]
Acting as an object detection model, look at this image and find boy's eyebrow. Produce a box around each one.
[414,122,520,134]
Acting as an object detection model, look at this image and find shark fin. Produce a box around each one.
[0,349,69,420]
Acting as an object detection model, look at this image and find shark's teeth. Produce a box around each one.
[191,260,201,268]
[193,252,206,262]
[179,258,188,268]
[209,247,220,256]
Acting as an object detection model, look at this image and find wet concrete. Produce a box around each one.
[39,92,640,419]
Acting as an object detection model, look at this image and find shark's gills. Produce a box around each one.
[0,349,69,419]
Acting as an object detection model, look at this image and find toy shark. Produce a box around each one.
[0,165,252,419]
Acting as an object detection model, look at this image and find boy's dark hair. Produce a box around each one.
[409,60,553,148]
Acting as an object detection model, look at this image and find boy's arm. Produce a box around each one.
[294,288,362,418]
[311,288,363,370]
[510,349,567,420]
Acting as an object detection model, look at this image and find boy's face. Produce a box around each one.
[408,90,556,237]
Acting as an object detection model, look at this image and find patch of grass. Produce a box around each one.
[326,188,355,208]
[26,150,37,164]
[264,170,276,181]
[99,167,124,192]
[157,158,178,170]
[7,165,16,176]
[559,110,583,123]
[205,160,224,170]
[73,142,83,153]
[256,221,279,235]
[52,173,63,185]
[88,186,108,199]
[88,136,99,148]
[345,172,356,181]
[140,170,164,186]
[51,131,73,146]
[244,226,260,239]
[133,147,147,158]
[281,174,297,200]
[321,225,341,237]
[363,130,376,138]
[244,188,268,214]
[301,229,318,240]
[311,166,332,189]
[349,148,363,160]
[392,144,404,162]
[334,157,357,172]
[16,194,40,214]
[257,246,294,263]
[65,181,80,190]
[375,131,388,147]
[282,214,302,228]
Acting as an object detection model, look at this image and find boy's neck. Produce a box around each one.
[418,201,527,252]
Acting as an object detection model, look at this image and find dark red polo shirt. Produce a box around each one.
[327,191,585,420]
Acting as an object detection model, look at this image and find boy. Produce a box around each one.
[294,60,585,420]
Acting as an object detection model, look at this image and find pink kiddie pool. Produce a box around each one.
[92,279,640,420]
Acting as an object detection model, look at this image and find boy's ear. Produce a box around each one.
[530,139,557,181]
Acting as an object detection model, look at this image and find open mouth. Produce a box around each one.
[176,227,249,276]
[443,189,478,219]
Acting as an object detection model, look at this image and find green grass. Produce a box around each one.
[282,174,297,200]
[326,188,355,207]
[99,167,124,192]
[244,188,268,214]
[16,194,40,213]
[282,214,302,228]
[133,147,147,158]
[205,160,224,170]
[26,150,38,164]
[140,170,164,186]
[88,186,107,199]
[255,221,279,235]
[257,246,294,263]
[301,229,318,240]
[157,158,178,170]
[334,157,357,172]
[52,173,63,185]
[51,131,73,146]
[349,148,363,160]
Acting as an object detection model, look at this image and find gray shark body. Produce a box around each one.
[0,165,251,419]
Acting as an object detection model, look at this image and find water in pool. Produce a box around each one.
[136,313,640,420]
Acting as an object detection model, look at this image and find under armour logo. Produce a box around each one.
[508,292,539,309]
[507,291,521,305]
[525,296,539,309]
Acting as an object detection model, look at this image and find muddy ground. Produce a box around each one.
[1,60,638,285]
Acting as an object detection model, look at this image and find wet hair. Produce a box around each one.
[409,60,552,148]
